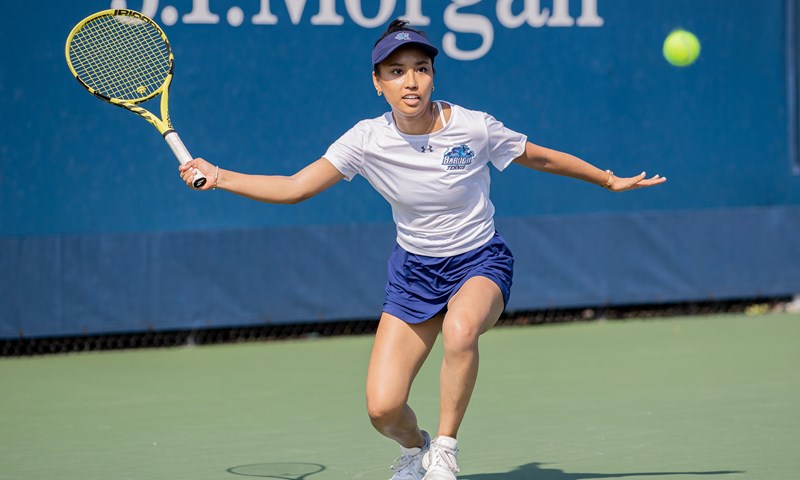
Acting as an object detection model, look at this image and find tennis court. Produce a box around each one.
[2,312,797,480]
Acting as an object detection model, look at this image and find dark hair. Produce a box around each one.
[373,19,427,47]
[373,19,435,74]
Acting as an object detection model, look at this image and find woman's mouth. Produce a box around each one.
[402,94,421,106]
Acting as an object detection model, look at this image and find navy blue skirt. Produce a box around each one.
[382,232,514,324]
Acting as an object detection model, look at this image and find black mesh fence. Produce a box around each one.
[1,296,791,357]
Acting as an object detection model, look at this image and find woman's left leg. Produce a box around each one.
[437,276,505,437]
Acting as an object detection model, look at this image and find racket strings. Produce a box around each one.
[69,14,171,101]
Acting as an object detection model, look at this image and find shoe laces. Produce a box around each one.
[427,443,460,473]
[390,452,422,476]
[390,454,416,471]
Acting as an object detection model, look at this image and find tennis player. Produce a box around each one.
[180,19,666,480]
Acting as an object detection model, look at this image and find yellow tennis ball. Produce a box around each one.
[663,29,700,67]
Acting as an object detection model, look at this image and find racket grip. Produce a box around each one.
[164,131,207,188]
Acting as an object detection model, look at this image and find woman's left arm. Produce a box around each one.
[512,141,666,191]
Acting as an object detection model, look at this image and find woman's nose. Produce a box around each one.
[403,70,418,88]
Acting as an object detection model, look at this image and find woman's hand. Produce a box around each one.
[179,158,217,191]
[607,172,667,192]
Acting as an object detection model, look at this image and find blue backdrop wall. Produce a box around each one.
[1,0,799,338]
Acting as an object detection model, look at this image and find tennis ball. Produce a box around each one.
[663,29,700,67]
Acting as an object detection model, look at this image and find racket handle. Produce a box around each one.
[164,131,207,188]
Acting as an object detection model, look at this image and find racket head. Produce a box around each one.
[65,9,173,104]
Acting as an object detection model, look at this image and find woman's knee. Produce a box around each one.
[442,317,481,355]
[366,396,406,427]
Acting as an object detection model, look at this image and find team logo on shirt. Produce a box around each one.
[442,144,475,170]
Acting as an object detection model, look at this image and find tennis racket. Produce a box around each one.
[65,8,205,188]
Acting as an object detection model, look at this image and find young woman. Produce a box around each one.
[180,19,666,480]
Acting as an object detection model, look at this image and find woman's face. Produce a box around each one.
[373,46,434,123]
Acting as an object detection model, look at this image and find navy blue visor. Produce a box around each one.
[372,30,439,66]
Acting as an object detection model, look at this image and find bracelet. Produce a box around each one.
[212,165,220,190]
[601,169,614,189]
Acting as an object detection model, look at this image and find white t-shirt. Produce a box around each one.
[324,101,527,257]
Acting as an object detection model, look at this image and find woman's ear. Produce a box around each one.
[372,70,382,96]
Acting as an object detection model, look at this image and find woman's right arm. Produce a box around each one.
[179,157,345,204]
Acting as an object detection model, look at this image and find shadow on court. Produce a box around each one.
[227,462,326,479]
[460,462,745,480]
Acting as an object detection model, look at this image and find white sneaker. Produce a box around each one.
[389,431,431,480]
[421,436,459,480]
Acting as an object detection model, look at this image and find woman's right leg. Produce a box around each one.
[366,311,443,448]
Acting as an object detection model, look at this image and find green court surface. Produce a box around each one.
[1,313,798,480]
